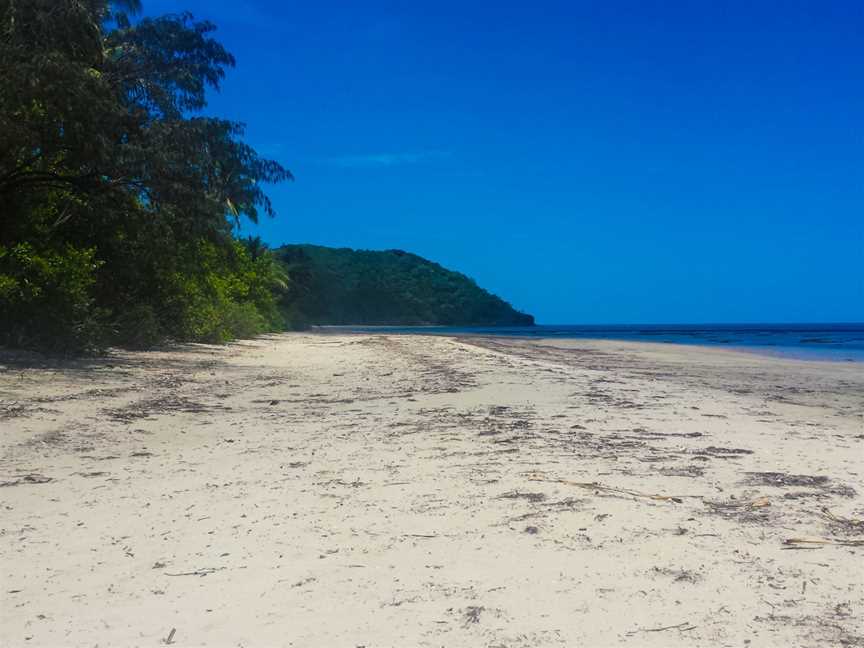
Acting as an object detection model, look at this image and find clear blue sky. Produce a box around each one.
[146,0,863,324]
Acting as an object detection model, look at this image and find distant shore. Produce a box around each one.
[2,333,862,646]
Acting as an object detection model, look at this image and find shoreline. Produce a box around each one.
[316,324,864,364]
[2,332,862,646]
[345,333,864,366]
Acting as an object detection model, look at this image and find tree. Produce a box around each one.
[0,0,294,351]
[0,2,291,231]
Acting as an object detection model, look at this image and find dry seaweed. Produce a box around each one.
[820,508,864,535]
[704,496,771,522]
[0,473,53,487]
[745,472,829,488]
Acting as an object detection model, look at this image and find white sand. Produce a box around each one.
[1,333,862,647]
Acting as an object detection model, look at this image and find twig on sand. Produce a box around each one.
[626,621,696,635]
[163,628,176,645]
[529,476,688,504]
[783,537,864,549]
[164,567,225,577]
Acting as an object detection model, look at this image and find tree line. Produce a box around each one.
[0,0,293,352]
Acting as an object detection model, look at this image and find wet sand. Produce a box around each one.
[1,333,863,647]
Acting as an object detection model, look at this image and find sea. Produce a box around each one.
[347,323,864,363]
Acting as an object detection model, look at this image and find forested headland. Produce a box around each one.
[277,245,534,327]
[0,1,532,354]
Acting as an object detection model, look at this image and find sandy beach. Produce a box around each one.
[1,333,862,647]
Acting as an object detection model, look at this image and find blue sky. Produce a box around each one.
[146,0,863,324]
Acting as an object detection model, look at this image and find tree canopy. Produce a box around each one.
[0,0,293,351]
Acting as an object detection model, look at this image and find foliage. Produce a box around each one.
[0,242,106,353]
[0,0,292,352]
[276,245,534,327]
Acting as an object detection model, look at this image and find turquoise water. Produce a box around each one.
[348,323,864,362]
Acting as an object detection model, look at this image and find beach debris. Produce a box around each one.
[463,606,484,626]
[744,472,828,487]
[693,446,754,458]
[743,472,857,499]
[322,478,366,488]
[650,566,701,583]
[382,594,421,608]
[529,477,686,504]
[744,496,771,509]
[659,464,705,477]
[826,484,858,498]
[105,393,224,423]
[163,628,176,645]
[820,507,864,534]
[626,621,696,635]
[704,496,770,519]
[0,473,53,487]
[632,429,704,439]
[525,525,539,534]
[164,567,224,577]
[498,490,547,503]
[782,491,829,501]
[783,537,864,548]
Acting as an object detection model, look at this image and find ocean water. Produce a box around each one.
[348,323,864,362]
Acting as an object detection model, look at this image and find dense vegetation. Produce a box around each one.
[277,245,534,327]
[0,1,532,354]
[0,0,292,352]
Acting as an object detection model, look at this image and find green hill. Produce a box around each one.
[276,245,534,327]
